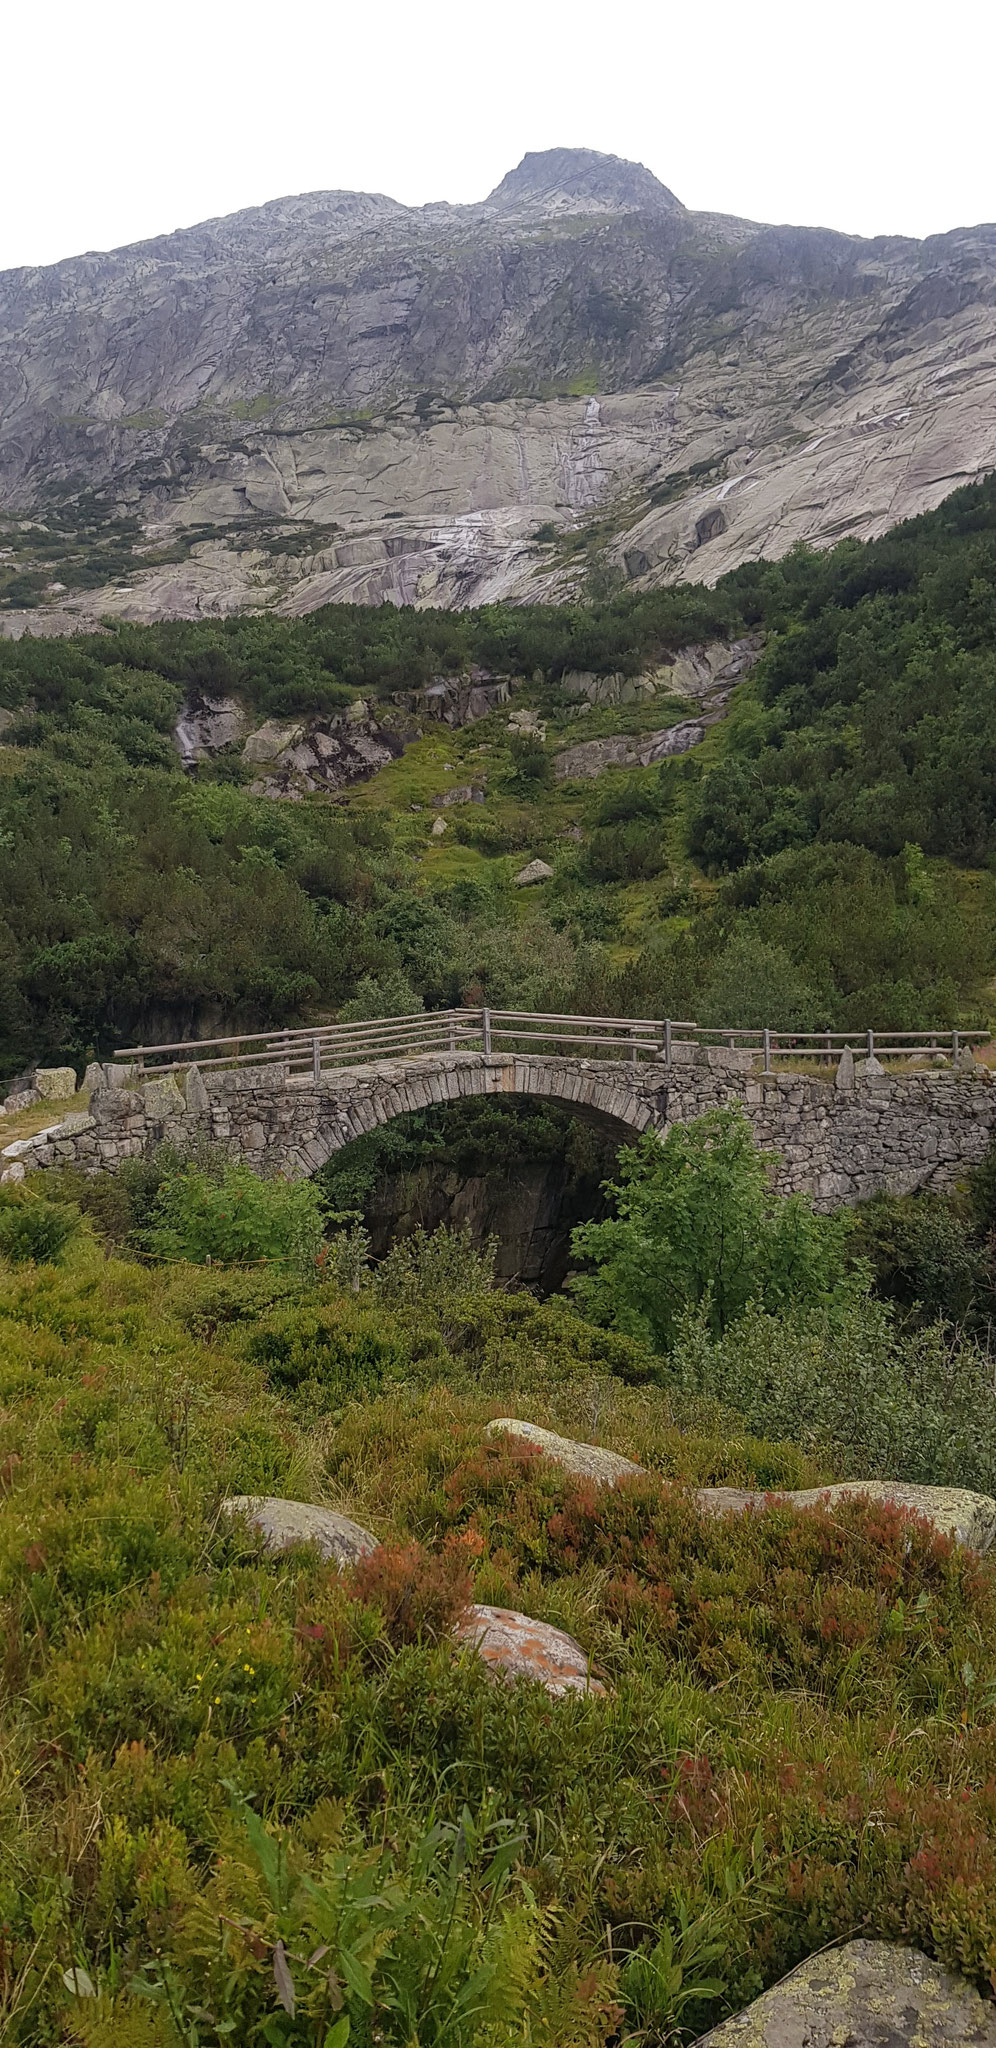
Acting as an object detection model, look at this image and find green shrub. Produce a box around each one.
[144,1163,326,1275]
[0,1190,79,1264]
[248,1299,410,1404]
[854,1190,991,1327]
[374,1224,497,1312]
[572,1107,857,1350]
[668,1293,996,1491]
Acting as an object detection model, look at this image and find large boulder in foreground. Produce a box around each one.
[695,1480,996,1553]
[221,1495,377,1566]
[453,1604,605,1697]
[486,1417,641,1486]
[693,1938,996,2045]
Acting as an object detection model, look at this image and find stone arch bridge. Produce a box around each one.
[6,1009,995,1207]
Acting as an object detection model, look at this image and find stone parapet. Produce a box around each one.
[6,1049,996,1207]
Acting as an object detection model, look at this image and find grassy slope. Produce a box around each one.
[4,1235,996,2041]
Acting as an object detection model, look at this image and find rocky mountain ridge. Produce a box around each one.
[2,148,996,626]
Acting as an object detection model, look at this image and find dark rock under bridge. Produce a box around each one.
[5,1009,995,1207]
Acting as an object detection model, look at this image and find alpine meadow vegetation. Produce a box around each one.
[6,479,996,2040]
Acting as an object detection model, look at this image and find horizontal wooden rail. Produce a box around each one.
[112,1010,990,1079]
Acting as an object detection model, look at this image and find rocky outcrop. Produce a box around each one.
[220,1495,377,1566]
[693,1939,996,2046]
[3,153,996,622]
[452,1604,604,1697]
[487,1419,641,1485]
[696,1480,996,1553]
[554,719,706,781]
[554,635,761,779]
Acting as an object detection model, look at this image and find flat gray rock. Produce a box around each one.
[695,1480,996,1553]
[221,1495,377,1567]
[486,1417,641,1486]
[693,1938,996,2045]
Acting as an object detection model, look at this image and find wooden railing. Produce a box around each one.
[112,1011,990,1080]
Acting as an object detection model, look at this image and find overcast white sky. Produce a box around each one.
[3,0,993,269]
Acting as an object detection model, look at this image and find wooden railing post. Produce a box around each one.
[449,1013,456,1053]
[763,1027,772,1075]
[482,1007,492,1056]
[664,1019,672,1064]
[867,1029,874,1060]
[953,1029,960,1062]
[312,1034,321,1082]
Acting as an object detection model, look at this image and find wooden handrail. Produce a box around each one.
[112,1008,990,1078]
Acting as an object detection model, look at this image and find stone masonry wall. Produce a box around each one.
[5,1046,996,1207]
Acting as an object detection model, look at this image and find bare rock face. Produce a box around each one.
[174,696,248,765]
[221,1495,378,1566]
[693,1938,996,2046]
[514,859,555,886]
[3,152,996,622]
[554,720,706,781]
[452,1604,605,1697]
[486,1418,641,1486]
[695,1480,996,1552]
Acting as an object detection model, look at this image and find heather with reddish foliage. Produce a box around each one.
[4,1244,996,2043]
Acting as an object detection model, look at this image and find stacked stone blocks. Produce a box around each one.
[6,1047,996,1208]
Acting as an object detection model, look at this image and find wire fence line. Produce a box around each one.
[113,1011,991,1081]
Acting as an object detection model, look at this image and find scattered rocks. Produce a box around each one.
[34,1067,77,1101]
[430,784,484,808]
[694,1937,996,2046]
[487,1418,641,1486]
[695,1479,996,1553]
[452,1604,605,1697]
[220,1496,378,1567]
[514,858,554,885]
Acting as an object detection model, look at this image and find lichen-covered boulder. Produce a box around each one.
[221,1496,377,1567]
[34,1067,77,1100]
[695,1480,996,1553]
[693,1938,996,2045]
[486,1418,641,1487]
[142,1076,186,1119]
[452,1604,605,1697]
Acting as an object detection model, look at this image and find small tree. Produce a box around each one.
[571,1106,856,1351]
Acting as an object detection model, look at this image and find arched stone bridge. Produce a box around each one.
[8,1024,996,1207]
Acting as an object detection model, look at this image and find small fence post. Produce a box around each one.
[449,1013,456,1053]
[664,1019,672,1064]
[312,1034,321,1082]
[763,1027,772,1075]
[630,1026,638,1070]
[867,1029,875,1061]
[952,1029,960,1063]
[482,1007,492,1056]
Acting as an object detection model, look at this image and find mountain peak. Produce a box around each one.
[484,147,683,218]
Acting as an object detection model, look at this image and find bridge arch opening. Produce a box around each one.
[311,1088,635,1293]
